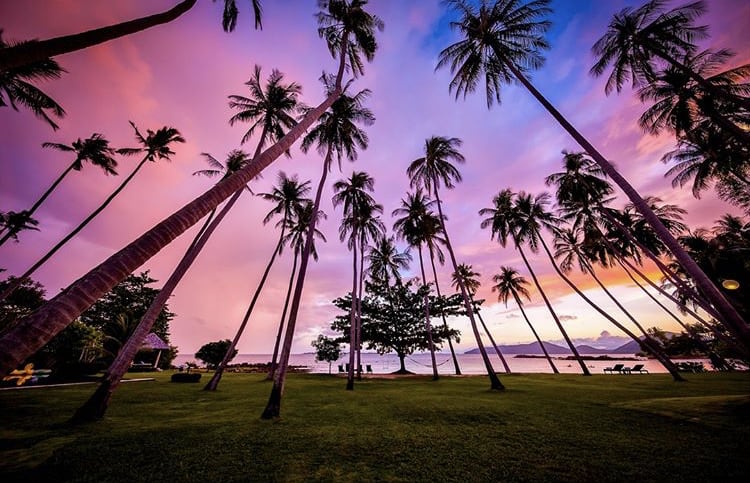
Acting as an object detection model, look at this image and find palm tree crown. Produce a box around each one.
[259,171,312,229]
[407,136,465,193]
[492,266,531,306]
[452,263,481,297]
[229,65,304,146]
[0,30,66,129]
[42,134,119,175]
[367,235,411,286]
[128,122,185,162]
[590,0,707,94]
[436,0,551,107]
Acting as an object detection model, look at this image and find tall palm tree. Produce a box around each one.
[0,211,39,243]
[333,171,383,388]
[266,202,327,381]
[0,0,368,381]
[553,227,684,379]
[590,0,750,110]
[0,30,65,129]
[263,10,379,415]
[0,134,119,247]
[72,149,252,422]
[393,192,442,380]
[452,263,511,373]
[408,135,503,389]
[438,0,750,348]
[203,172,311,392]
[492,266,558,373]
[0,122,182,303]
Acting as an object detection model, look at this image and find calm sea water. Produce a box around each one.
[173,352,712,375]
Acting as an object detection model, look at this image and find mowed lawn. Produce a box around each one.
[1,372,749,482]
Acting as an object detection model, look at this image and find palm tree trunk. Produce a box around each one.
[433,189,503,389]
[418,245,439,381]
[537,237,685,381]
[511,290,559,373]
[205,209,287,391]
[0,0,197,71]
[474,305,511,373]
[618,256,733,370]
[0,161,77,247]
[601,210,717,318]
[427,248,461,375]
[267,252,298,380]
[582,259,683,377]
[0,156,151,303]
[346,238,358,390]
[356,239,366,381]
[505,62,750,350]
[514,238,590,375]
[71,187,244,422]
[0,83,342,378]
[262,147,333,418]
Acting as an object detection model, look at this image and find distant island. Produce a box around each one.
[465,339,643,356]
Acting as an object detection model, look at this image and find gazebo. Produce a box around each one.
[139,333,170,368]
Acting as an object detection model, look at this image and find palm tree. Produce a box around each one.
[333,171,383,388]
[452,263,511,373]
[0,1,265,71]
[267,202,327,380]
[492,266,558,373]
[437,0,750,349]
[0,134,119,247]
[0,30,65,129]
[393,192,442,380]
[366,235,411,288]
[0,122,182,303]
[637,49,750,146]
[262,2,380,413]
[408,135,503,389]
[71,150,253,422]
[590,0,750,111]
[0,211,39,243]
[0,0,368,382]
[203,172,311,392]
[553,227,685,380]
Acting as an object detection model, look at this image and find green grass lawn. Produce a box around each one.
[1,372,749,482]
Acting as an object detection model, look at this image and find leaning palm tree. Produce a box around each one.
[267,202,328,381]
[263,3,380,414]
[0,211,39,243]
[0,134,119,247]
[392,191,442,380]
[480,189,590,375]
[492,266,558,373]
[203,172,311,392]
[408,135,503,389]
[71,149,252,422]
[0,122,182,303]
[437,0,749,348]
[0,30,66,128]
[451,263,511,373]
[553,227,684,380]
[0,0,371,382]
[590,0,750,111]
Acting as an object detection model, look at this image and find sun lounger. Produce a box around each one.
[366,364,373,374]
[603,363,624,374]
[338,364,345,373]
[623,364,648,374]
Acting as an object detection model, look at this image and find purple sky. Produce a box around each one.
[1,0,747,354]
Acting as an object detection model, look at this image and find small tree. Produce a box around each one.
[196,339,237,369]
[311,335,342,374]
[331,279,460,374]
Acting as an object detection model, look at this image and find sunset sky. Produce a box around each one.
[1,0,748,356]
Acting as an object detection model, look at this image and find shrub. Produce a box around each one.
[171,372,201,383]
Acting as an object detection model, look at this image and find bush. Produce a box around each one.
[171,372,201,383]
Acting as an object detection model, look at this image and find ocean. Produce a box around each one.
[172,352,712,375]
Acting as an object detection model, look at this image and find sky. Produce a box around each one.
[1,0,748,355]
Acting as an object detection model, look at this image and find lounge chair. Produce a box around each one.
[366,364,373,374]
[338,364,345,373]
[623,364,648,374]
[603,363,624,374]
